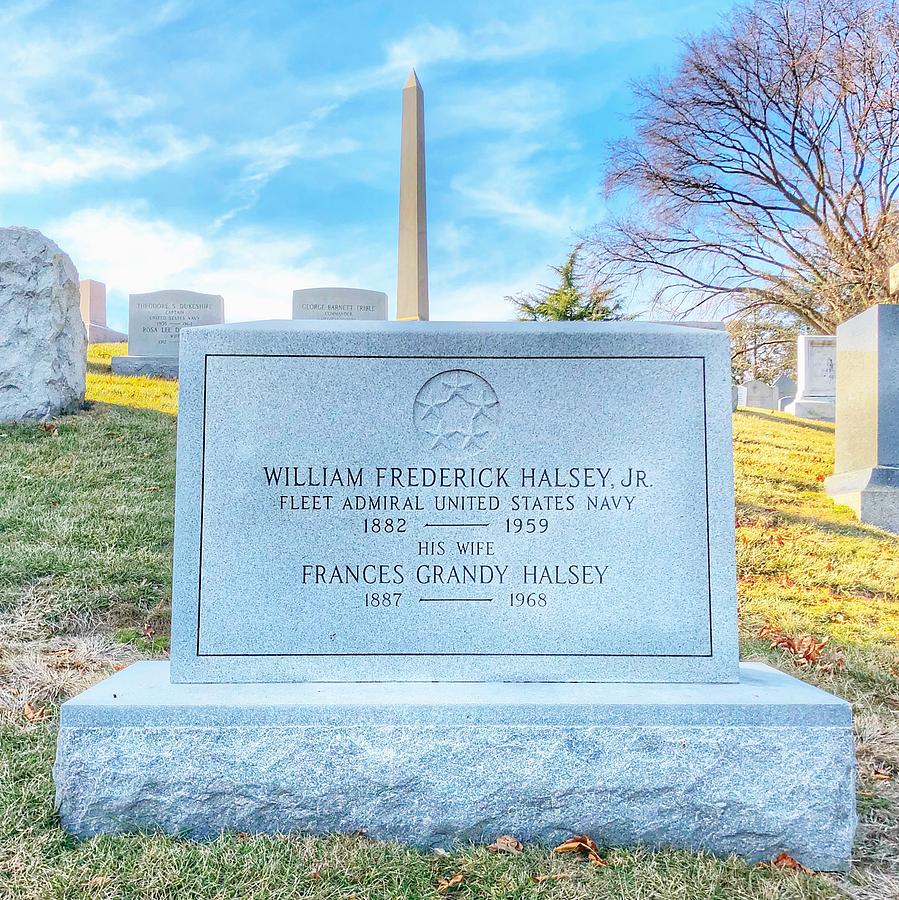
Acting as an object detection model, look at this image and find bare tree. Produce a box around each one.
[585,0,899,333]
[727,314,799,381]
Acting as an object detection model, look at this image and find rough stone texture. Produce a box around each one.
[0,227,85,420]
[170,320,738,684]
[54,661,856,870]
[826,304,899,531]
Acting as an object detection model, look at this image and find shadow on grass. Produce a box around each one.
[737,500,895,543]
[736,409,834,434]
[82,400,176,420]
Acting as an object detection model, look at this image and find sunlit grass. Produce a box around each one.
[0,388,895,898]
[86,342,178,416]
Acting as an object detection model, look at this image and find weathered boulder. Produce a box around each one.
[0,227,86,421]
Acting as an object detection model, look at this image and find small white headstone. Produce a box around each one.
[785,335,836,421]
[292,288,387,322]
[128,290,224,358]
[743,379,777,410]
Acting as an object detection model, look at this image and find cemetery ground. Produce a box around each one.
[0,346,895,900]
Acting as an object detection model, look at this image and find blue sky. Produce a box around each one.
[1,0,737,331]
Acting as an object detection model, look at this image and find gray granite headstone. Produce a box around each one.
[826,304,899,531]
[742,379,777,410]
[169,321,738,684]
[773,373,796,404]
[111,290,224,377]
[292,287,387,321]
[53,320,856,868]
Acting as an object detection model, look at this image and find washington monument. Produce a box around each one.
[397,70,429,321]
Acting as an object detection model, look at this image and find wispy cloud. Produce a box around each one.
[48,205,394,327]
[214,113,359,228]
[434,79,565,135]
[450,141,598,237]
[0,124,207,193]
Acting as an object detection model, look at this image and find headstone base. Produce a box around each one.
[54,661,855,870]
[111,356,179,379]
[87,324,127,344]
[825,465,899,532]
[784,398,835,421]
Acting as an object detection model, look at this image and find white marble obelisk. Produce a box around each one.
[397,70,429,321]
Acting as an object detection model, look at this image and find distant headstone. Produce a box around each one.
[0,227,85,421]
[111,290,224,378]
[889,262,899,297]
[668,320,727,330]
[826,305,899,532]
[55,320,854,870]
[785,335,835,421]
[773,373,796,405]
[742,379,777,410]
[292,288,387,321]
[79,280,127,343]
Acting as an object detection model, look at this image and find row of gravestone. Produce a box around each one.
[729,311,899,534]
[84,284,388,378]
[733,335,837,421]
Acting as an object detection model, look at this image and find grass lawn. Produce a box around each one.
[0,344,896,899]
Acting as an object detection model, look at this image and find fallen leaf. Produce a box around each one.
[758,624,831,668]
[873,768,893,781]
[488,834,523,854]
[553,834,606,866]
[437,872,464,893]
[307,865,323,880]
[82,874,114,888]
[23,702,47,723]
[532,873,571,883]
[770,851,812,873]
[38,421,58,435]
[142,623,156,640]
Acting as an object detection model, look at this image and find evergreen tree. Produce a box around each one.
[508,250,624,322]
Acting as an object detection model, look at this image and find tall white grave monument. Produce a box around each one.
[825,271,899,531]
[785,335,836,421]
[397,71,428,321]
